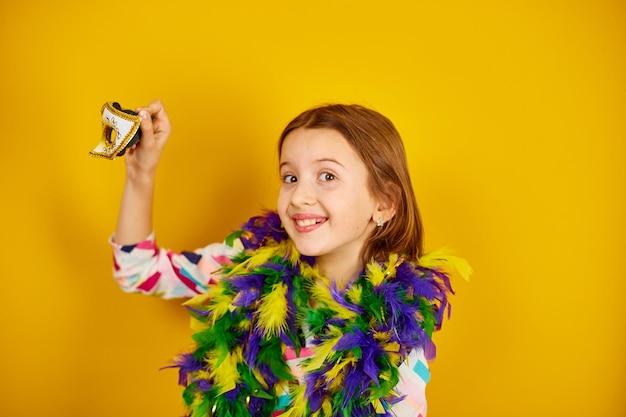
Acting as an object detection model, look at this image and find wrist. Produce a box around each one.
[126,167,157,187]
[124,173,156,198]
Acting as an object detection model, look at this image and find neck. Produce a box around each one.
[315,253,364,289]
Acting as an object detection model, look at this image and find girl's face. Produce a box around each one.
[278,127,380,279]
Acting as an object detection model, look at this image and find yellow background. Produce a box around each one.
[1,1,624,416]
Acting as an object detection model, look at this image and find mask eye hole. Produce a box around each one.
[103,125,117,145]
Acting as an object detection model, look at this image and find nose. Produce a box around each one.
[290,179,316,207]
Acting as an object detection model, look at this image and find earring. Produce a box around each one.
[376,218,384,227]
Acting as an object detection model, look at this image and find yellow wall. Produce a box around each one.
[1,1,624,415]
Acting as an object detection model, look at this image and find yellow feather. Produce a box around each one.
[383,341,400,353]
[387,351,401,364]
[372,399,385,414]
[286,240,302,267]
[366,260,385,286]
[280,410,295,417]
[321,398,332,416]
[326,373,344,391]
[195,370,210,380]
[257,282,289,336]
[236,319,252,332]
[325,356,354,380]
[227,242,282,276]
[378,369,391,382]
[309,280,357,321]
[297,260,314,276]
[208,347,242,395]
[281,385,306,417]
[345,284,363,304]
[191,392,205,409]
[419,248,473,281]
[183,284,237,326]
[188,316,206,333]
[183,291,211,308]
[385,253,401,277]
[183,287,231,330]
[325,356,356,385]
[372,330,401,355]
[366,253,401,287]
[209,291,237,325]
[251,368,268,389]
[303,326,342,371]
[372,330,391,343]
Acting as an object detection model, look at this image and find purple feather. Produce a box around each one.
[340,366,364,408]
[395,264,439,300]
[257,362,280,385]
[334,330,367,351]
[304,369,325,397]
[230,273,265,292]
[247,396,268,415]
[240,211,288,249]
[416,326,437,361]
[329,282,365,314]
[184,305,210,317]
[232,288,260,307]
[362,336,387,385]
[195,379,212,392]
[376,281,417,324]
[171,353,204,386]
[224,386,240,401]
[244,329,263,366]
[307,388,323,413]
[326,317,346,328]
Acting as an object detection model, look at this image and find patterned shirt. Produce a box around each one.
[111,233,430,417]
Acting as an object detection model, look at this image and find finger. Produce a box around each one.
[136,100,167,121]
[138,110,156,148]
[136,100,170,135]
[151,99,169,123]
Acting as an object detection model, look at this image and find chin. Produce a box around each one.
[291,241,323,258]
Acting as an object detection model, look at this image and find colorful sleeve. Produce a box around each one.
[390,348,430,417]
[110,232,242,299]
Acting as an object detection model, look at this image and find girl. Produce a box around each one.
[111,100,469,417]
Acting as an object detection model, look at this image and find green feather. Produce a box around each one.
[190,395,209,417]
[257,336,294,381]
[419,297,436,336]
[224,230,244,247]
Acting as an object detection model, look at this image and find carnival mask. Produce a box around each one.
[90,102,141,159]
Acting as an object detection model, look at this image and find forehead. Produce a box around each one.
[279,127,362,166]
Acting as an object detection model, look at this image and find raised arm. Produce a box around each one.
[114,100,171,245]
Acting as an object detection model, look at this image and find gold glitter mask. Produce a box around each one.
[90,102,142,159]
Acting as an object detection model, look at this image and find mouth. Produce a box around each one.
[292,215,327,232]
[295,218,325,227]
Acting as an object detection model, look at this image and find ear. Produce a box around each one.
[372,185,398,226]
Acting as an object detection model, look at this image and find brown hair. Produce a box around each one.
[278,104,424,263]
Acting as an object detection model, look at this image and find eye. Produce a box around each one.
[319,172,336,182]
[282,174,297,184]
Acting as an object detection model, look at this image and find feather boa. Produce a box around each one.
[173,212,468,417]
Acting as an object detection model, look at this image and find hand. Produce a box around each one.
[125,100,171,180]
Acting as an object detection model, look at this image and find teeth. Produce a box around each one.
[296,219,319,227]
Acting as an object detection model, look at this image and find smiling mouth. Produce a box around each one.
[295,218,325,227]
[292,216,328,232]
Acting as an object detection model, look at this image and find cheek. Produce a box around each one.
[277,198,292,236]
[277,189,286,209]
[277,190,289,218]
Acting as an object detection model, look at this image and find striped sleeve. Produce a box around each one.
[110,232,242,299]
[391,348,430,417]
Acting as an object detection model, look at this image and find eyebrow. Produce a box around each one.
[279,158,345,170]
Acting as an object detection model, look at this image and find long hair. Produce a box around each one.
[278,104,424,263]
